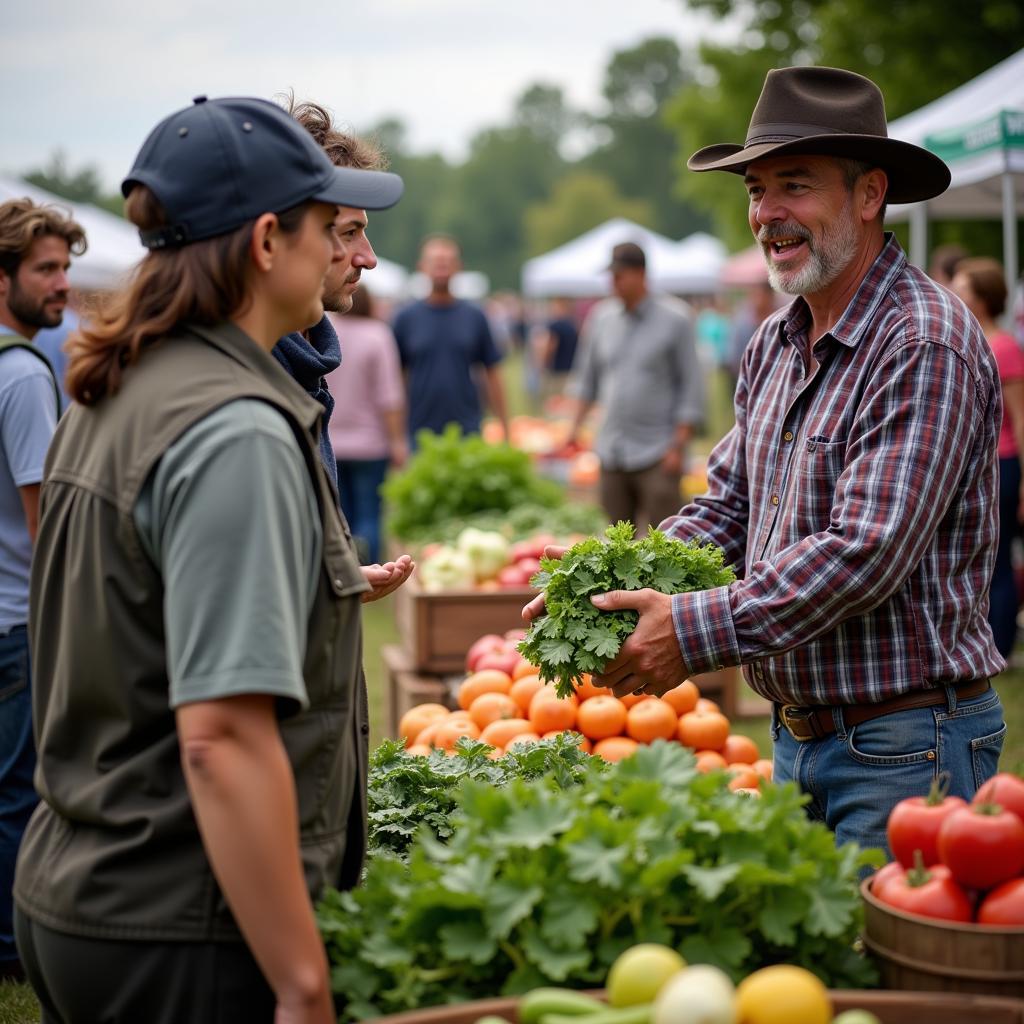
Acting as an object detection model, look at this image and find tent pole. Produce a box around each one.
[1003,169,1019,314]
[909,204,928,270]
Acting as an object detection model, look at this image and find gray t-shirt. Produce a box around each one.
[134,399,322,710]
[0,342,59,630]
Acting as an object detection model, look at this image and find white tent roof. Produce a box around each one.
[0,175,144,291]
[888,49,1024,221]
[521,218,726,297]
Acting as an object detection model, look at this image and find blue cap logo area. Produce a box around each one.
[123,95,404,250]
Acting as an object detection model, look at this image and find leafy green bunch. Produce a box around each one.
[319,742,880,1021]
[381,425,564,541]
[519,522,736,698]
[367,735,593,859]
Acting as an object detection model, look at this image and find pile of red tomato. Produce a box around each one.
[871,772,1024,925]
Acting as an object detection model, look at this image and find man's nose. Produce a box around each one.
[353,236,377,270]
[54,268,71,292]
[753,192,786,225]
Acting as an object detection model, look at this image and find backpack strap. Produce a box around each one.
[0,337,62,416]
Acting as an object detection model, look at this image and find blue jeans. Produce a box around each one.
[0,625,37,967]
[336,458,389,565]
[772,685,1006,859]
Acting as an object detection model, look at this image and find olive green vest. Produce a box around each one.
[15,321,371,941]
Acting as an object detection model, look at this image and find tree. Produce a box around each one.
[524,171,655,256]
[585,37,710,239]
[667,0,1024,248]
[24,150,124,217]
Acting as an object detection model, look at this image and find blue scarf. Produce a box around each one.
[272,316,341,496]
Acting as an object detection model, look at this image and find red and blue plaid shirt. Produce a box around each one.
[663,235,1005,706]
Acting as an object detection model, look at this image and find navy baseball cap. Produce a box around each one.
[123,95,404,251]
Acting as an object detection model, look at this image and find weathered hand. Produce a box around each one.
[590,588,684,698]
[520,545,568,623]
[360,554,415,603]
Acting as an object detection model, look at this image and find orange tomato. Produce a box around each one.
[575,674,612,702]
[479,717,533,749]
[509,674,544,714]
[405,743,432,757]
[721,733,760,765]
[542,730,593,754]
[468,691,520,730]
[413,719,446,748]
[677,710,730,752]
[397,703,450,744]
[529,689,577,733]
[695,697,721,714]
[505,732,542,752]
[660,680,700,717]
[576,694,628,741]
[433,717,481,751]
[458,669,513,710]
[728,767,761,791]
[694,750,728,773]
[619,692,652,709]
[753,758,774,781]
[592,736,640,762]
[512,658,540,681]
[625,698,678,744]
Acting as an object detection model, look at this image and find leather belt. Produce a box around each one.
[777,679,991,742]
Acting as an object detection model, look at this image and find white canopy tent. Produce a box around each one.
[887,49,1024,291]
[0,175,144,291]
[521,218,726,298]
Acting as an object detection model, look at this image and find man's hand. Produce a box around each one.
[520,545,568,623]
[590,589,684,698]
[660,448,684,477]
[360,555,415,603]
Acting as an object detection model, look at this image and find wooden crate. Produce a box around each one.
[366,989,1024,1023]
[393,571,535,674]
[381,643,459,740]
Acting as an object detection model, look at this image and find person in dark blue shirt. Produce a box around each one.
[393,235,508,444]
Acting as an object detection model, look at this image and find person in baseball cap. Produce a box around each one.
[14,97,404,1023]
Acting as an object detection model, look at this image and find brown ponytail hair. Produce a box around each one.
[66,187,309,406]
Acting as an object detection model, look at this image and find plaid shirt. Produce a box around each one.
[663,235,1005,706]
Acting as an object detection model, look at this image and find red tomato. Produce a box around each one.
[973,773,1024,827]
[977,877,1024,926]
[869,861,908,901]
[877,861,973,923]
[937,804,1024,891]
[887,776,967,868]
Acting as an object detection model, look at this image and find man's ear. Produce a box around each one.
[0,267,10,299]
[249,213,280,273]
[860,168,888,222]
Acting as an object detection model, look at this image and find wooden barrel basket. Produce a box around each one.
[861,875,1024,998]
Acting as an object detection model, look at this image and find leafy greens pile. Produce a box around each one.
[519,521,736,698]
[367,734,592,860]
[320,742,880,1021]
[381,425,564,541]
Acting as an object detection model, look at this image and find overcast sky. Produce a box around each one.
[1,0,739,192]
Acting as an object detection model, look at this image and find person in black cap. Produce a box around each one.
[526,67,1005,858]
[564,239,702,533]
[13,95,403,1023]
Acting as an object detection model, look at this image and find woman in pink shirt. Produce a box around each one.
[953,258,1024,657]
[326,287,408,563]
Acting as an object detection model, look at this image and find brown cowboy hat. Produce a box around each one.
[687,66,950,205]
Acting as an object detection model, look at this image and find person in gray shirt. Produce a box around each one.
[565,241,704,532]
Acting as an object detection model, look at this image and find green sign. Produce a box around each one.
[924,109,1024,163]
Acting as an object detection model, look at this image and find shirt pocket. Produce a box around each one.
[786,436,846,535]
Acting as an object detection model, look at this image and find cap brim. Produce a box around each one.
[313,166,404,211]
[687,134,950,205]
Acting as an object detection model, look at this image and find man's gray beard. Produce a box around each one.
[762,198,858,296]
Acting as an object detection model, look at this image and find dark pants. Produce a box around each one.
[599,460,682,535]
[16,910,276,1023]
[336,457,389,564]
[989,455,1022,658]
[0,625,36,971]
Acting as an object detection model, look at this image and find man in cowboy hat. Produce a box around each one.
[524,66,1005,855]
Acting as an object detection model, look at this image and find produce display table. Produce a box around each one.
[381,643,459,737]
[363,989,1024,1024]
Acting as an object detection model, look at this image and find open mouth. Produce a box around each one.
[766,237,807,261]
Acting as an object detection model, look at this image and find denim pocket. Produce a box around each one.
[970,724,1006,790]
[845,707,936,766]
[0,633,29,703]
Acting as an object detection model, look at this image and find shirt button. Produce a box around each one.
[360,723,370,736]
[771,494,780,506]
[783,431,793,442]
[334,578,344,588]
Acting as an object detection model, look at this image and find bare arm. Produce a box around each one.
[382,407,408,468]
[177,694,334,1023]
[18,483,41,544]
[483,365,509,441]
